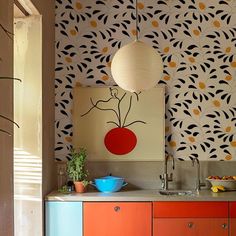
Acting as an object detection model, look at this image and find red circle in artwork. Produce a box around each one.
[104,127,137,155]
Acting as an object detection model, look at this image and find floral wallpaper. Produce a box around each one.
[55,0,236,161]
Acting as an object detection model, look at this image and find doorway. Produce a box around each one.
[14,1,42,235]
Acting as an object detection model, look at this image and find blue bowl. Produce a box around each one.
[92,176,128,193]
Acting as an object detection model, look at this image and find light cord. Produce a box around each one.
[135,0,139,41]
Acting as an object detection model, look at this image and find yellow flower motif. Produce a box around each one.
[225,126,231,133]
[163,75,170,81]
[193,109,200,115]
[225,75,232,81]
[76,2,83,10]
[231,61,236,67]
[137,2,144,10]
[131,29,137,36]
[70,29,77,36]
[152,20,159,28]
[213,20,221,28]
[90,20,97,28]
[199,82,206,89]
[101,75,109,81]
[199,2,206,10]
[163,47,169,53]
[102,47,108,54]
[188,136,195,143]
[65,57,72,63]
[193,29,200,36]
[65,136,72,142]
[225,47,231,53]
[188,57,195,63]
[169,61,176,68]
[231,141,236,147]
[75,82,82,87]
[213,100,221,107]
[169,141,176,147]
[225,155,232,161]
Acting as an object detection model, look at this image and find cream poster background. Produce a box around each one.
[73,87,165,161]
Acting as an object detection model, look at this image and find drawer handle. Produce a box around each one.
[114,206,120,212]
[188,222,194,228]
[222,223,228,229]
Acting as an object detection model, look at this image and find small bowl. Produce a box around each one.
[206,178,236,190]
[91,176,128,193]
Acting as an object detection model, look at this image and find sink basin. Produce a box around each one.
[159,190,197,196]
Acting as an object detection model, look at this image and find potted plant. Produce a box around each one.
[67,148,89,193]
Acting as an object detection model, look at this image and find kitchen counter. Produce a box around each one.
[45,189,236,202]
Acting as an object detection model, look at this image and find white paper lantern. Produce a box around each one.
[111,40,163,92]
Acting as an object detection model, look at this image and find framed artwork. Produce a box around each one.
[73,86,165,161]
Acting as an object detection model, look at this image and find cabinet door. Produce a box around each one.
[231,218,236,236]
[195,218,228,236]
[230,202,236,236]
[84,202,152,236]
[45,201,83,236]
[153,218,192,236]
[153,218,228,236]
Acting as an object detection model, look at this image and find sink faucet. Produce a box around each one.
[192,158,206,191]
[160,154,175,190]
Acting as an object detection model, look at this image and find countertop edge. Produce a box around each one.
[45,189,236,202]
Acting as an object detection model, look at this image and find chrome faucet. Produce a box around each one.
[192,158,206,191]
[160,155,175,190]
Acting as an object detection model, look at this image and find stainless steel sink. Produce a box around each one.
[159,190,197,196]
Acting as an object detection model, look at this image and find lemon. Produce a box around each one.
[211,185,225,193]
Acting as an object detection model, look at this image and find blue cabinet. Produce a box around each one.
[46,201,83,236]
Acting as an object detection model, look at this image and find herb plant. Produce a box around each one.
[67,148,89,184]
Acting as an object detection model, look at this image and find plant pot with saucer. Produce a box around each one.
[67,148,89,193]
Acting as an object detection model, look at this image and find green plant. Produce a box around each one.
[58,185,68,193]
[67,148,89,184]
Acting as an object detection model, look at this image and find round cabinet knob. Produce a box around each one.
[188,222,194,228]
[222,223,228,229]
[114,206,120,212]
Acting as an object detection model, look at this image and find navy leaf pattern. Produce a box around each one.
[55,0,236,161]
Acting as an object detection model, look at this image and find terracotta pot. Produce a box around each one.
[74,181,86,193]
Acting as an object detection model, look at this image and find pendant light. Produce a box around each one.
[111,0,163,92]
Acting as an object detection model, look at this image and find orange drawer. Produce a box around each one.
[153,202,228,218]
[230,202,236,218]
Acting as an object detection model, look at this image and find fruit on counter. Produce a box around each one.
[222,176,233,180]
[211,185,225,193]
[207,175,236,180]
[208,175,220,179]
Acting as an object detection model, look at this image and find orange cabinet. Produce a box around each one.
[153,218,228,236]
[83,202,152,236]
[153,202,229,236]
[230,202,236,236]
[231,219,236,236]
